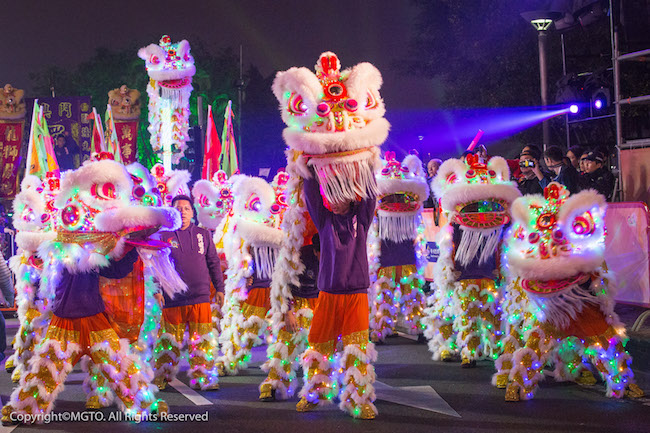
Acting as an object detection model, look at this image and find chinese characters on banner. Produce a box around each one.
[26,97,92,162]
[115,120,139,164]
[0,121,24,198]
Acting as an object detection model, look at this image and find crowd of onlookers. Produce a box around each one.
[424,143,617,211]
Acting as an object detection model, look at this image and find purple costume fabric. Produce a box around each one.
[379,239,417,268]
[291,244,320,299]
[160,223,225,309]
[451,224,497,280]
[303,175,375,295]
[52,248,139,319]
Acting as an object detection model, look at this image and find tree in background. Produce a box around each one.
[29,42,279,172]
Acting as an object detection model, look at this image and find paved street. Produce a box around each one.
[1,315,649,433]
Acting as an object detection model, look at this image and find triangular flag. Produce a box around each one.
[219,101,239,176]
[202,105,222,180]
[40,115,60,176]
[104,104,122,163]
[88,107,106,155]
[27,103,59,178]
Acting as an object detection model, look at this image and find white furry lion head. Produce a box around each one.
[506,183,607,284]
[432,155,520,229]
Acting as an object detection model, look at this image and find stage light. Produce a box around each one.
[569,104,579,114]
[591,87,610,112]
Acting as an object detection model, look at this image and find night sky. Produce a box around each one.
[3,0,431,109]
[2,1,551,168]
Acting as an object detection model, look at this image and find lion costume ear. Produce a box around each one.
[272,67,322,123]
[137,43,166,65]
[487,156,511,181]
[345,62,385,120]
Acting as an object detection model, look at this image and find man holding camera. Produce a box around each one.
[516,145,544,195]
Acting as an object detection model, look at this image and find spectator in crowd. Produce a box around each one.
[566,146,584,171]
[475,144,489,163]
[424,158,442,208]
[532,145,581,194]
[580,151,616,200]
[0,251,15,361]
[54,133,80,171]
[579,150,590,174]
[424,158,442,225]
[516,145,544,195]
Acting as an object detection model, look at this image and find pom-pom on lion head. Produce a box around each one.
[138,35,195,88]
[506,182,607,285]
[432,154,521,229]
[273,52,389,208]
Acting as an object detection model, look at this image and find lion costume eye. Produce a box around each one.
[366,91,379,109]
[288,93,307,116]
[198,195,211,208]
[572,212,595,235]
[246,195,262,212]
[91,183,116,200]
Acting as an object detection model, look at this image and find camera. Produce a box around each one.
[519,160,535,168]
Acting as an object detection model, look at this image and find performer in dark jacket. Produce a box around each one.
[153,194,224,391]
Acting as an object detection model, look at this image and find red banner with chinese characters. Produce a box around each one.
[0,121,24,198]
[115,120,138,165]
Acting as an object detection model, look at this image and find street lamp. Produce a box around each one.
[521,10,562,150]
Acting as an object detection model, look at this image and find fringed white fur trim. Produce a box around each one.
[308,151,379,206]
[299,348,336,403]
[81,356,115,408]
[455,226,502,267]
[376,213,419,243]
[137,246,187,298]
[527,280,602,330]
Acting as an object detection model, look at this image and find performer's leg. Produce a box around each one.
[82,355,115,409]
[551,336,590,384]
[370,267,398,342]
[337,294,377,420]
[11,303,50,383]
[492,329,524,389]
[455,280,483,366]
[2,316,82,423]
[261,297,317,401]
[478,279,502,360]
[423,284,457,361]
[224,287,270,374]
[505,323,556,401]
[297,293,339,412]
[398,265,426,336]
[153,306,186,390]
[586,331,644,399]
[87,318,164,414]
[187,303,220,390]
